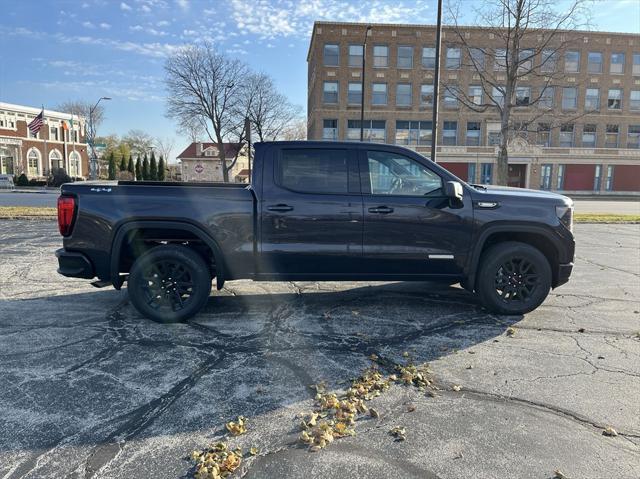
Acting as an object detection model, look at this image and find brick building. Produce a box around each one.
[0,102,89,180]
[177,142,249,182]
[307,22,640,194]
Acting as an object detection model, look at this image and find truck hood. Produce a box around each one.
[471,184,572,206]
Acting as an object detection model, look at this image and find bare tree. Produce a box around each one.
[165,43,251,182]
[446,0,591,185]
[177,115,205,143]
[279,117,307,141]
[245,73,303,142]
[56,100,105,127]
[154,137,175,163]
[123,129,155,157]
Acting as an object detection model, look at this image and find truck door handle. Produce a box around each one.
[368,206,394,214]
[267,204,294,212]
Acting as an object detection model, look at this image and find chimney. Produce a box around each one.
[196,142,203,156]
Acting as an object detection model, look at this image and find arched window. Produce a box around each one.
[68,151,81,177]
[27,148,41,177]
[49,149,63,171]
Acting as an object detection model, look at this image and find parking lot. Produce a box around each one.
[0,220,638,478]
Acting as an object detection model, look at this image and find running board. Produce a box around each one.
[91,280,112,288]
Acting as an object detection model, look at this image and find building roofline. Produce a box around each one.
[307,20,640,61]
[0,101,83,121]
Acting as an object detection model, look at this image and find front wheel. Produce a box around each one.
[128,245,212,323]
[476,241,551,315]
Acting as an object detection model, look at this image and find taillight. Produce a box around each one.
[57,196,76,237]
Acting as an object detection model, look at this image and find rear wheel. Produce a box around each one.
[476,241,551,315]
[128,245,212,323]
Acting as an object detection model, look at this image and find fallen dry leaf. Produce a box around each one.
[603,426,618,437]
[225,416,247,436]
[506,327,516,337]
[389,426,407,441]
[452,385,462,392]
[553,470,569,479]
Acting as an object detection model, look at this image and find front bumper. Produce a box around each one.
[56,248,95,279]
[555,262,574,287]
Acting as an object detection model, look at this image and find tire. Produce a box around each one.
[128,245,212,323]
[475,241,551,315]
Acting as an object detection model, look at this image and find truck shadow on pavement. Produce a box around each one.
[0,281,522,475]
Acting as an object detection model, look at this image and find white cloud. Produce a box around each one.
[157,20,170,26]
[120,2,132,11]
[82,21,95,29]
[99,22,111,29]
[130,24,144,31]
[176,0,189,10]
[140,4,151,12]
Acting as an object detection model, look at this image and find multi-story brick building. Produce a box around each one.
[177,142,250,182]
[0,102,89,180]
[307,22,640,194]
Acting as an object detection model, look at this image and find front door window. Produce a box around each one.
[367,151,442,196]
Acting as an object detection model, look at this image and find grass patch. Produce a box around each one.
[0,206,57,219]
[575,213,640,224]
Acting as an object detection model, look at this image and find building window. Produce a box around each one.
[487,123,501,146]
[557,164,565,190]
[443,86,459,108]
[442,121,457,145]
[494,48,507,71]
[324,44,339,66]
[466,121,481,146]
[540,164,553,190]
[605,124,619,148]
[630,90,640,110]
[322,119,338,140]
[446,47,461,69]
[468,85,483,106]
[422,47,436,69]
[481,163,493,184]
[348,44,363,67]
[373,45,388,67]
[539,86,554,108]
[68,151,81,177]
[515,86,531,106]
[27,148,40,177]
[468,163,477,183]
[594,164,602,191]
[396,83,412,106]
[633,53,640,75]
[585,88,600,110]
[559,124,574,147]
[565,50,580,72]
[541,50,557,72]
[587,52,603,73]
[537,123,551,147]
[348,82,362,104]
[582,124,597,148]
[323,82,338,104]
[627,125,640,149]
[372,83,388,105]
[347,120,386,142]
[420,84,434,106]
[397,46,413,69]
[73,129,79,143]
[605,166,614,191]
[50,126,59,141]
[607,89,622,110]
[49,149,63,170]
[395,120,432,146]
[0,148,14,175]
[610,52,625,74]
[518,49,533,73]
[562,87,578,110]
[492,87,504,108]
[470,48,484,69]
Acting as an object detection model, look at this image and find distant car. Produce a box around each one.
[56,141,574,323]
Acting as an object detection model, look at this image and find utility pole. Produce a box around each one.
[430,0,443,163]
[88,96,111,180]
[359,25,372,142]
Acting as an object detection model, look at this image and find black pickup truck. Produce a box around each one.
[56,141,574,323]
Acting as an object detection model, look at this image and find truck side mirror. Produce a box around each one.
[445,181,463,201]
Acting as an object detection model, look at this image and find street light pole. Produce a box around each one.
[359,25,371,142]
[430,0,443,163]
[88,96,111,180]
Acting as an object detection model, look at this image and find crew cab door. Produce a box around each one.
[258,145,363,275]
[359,148,473,275]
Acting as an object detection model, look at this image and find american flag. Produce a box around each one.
[28,109,44,135]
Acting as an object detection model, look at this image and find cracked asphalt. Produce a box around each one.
[0,220,638,479]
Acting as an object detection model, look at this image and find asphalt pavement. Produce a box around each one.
[0,221,638,478]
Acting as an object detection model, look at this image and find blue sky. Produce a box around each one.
[1,0,638,158]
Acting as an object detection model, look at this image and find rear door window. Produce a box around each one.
[277,149,349,194]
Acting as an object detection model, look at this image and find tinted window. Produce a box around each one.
[278,149,348,194]
[367,151,442,196]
